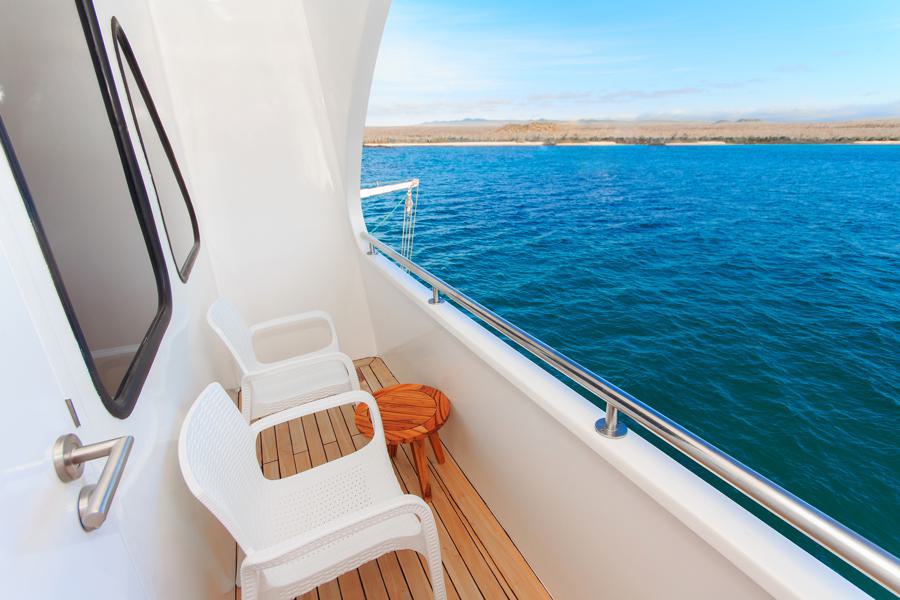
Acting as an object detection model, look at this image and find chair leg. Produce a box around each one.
[421,517,447,600]
[427,432,445,464]
[236,545,245,588]
[388,443,398,458]
[412,439,431,499]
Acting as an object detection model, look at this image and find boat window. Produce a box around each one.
[0,0,171,418]
[112,20,200,282]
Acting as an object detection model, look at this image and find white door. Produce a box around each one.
[0,192,145,596]
[0,1,234,597]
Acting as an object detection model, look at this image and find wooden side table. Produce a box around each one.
[354,383,450,499]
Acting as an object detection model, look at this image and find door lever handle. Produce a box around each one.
[53,433,134,531]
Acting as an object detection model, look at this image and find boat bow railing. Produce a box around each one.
[362,231,900,595]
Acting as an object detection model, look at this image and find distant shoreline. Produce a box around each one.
[365,141,617,147]
[364,140,900,148]
[364,118,900,147]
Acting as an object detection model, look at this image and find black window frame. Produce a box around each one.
[0,0,173,419]
[111,18,201,282]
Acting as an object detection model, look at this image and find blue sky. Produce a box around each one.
[367,0,900,125]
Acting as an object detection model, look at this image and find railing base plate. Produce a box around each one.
[595,417,627,439]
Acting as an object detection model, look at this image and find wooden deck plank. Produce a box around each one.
[288,417,308,453]
[245,355,549,600]
[294,451,312,474]
[441,480,515,599]
[377,551,412,600]
[340,402,361,436]
[397,549,448,600]
[430,446,550,599]
[358,559,390,600]
[323,441,341,462]
[370,357,400,388]
[316,410,337,445]
[259,426,277,464]
[361,365,381,392]
[407,449,507,598]
[351,433,369,450]
[261,461,279,480]
[428,460,515,598]
[434,513,482,599]
[328,406,357,456]
[336,570,366,600]
[274,421,297,478]
[317,578,342,600]
[302,413,327,467]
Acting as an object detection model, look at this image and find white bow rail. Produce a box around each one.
[360,179,419,199]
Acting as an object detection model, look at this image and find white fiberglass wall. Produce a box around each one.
[147,0,390,371]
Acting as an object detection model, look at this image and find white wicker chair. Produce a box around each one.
[179,383,447,600]
[207,297,359,422]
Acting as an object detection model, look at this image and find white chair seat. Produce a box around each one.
[248,359,354,419]
[262,513,421,594]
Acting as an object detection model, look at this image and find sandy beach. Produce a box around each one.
[665,141,730,146]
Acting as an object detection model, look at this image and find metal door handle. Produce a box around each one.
[52,433,133,531]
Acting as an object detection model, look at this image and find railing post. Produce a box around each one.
[428,285,444,305]
[366,241,376,256]
[596,402,627,438]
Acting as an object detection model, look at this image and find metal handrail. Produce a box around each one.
[362,231,900,594]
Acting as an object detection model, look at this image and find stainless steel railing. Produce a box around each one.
[362,231,900,594]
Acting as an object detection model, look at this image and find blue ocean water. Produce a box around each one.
[361,144,899,594]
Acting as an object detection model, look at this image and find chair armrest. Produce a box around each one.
[249,390,382,445]
[241,352,361,421]
[241,494,434,573]
[249,309,339,354]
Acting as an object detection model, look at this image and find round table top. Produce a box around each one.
[355,384,451,445]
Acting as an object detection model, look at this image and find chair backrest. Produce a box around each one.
[178,383,267,551]
[207,297,258,374]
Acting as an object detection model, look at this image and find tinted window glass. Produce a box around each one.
[0,0,171,417]
[113,21,200,281]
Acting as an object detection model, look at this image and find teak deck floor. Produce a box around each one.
[246,356,550,600]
